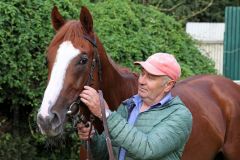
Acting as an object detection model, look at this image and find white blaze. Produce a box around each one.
[38,41,80,118]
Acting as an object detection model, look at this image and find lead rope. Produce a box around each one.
[99,90,115,160]
[86,114,94,160]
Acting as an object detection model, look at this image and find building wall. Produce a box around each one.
[198,42,223,74]
[186,22,224,75]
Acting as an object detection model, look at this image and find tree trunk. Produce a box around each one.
[142,0,149,5]
[13,106,20,159]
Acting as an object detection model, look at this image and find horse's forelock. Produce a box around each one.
[49,21,85,48]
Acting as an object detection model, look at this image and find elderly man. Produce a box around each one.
[78,53,192,160]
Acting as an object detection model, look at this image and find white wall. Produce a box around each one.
[198,42,223,74]
[186,22,224,74]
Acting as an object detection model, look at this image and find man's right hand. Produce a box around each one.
[77,122,95,140]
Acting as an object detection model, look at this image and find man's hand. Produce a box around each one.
[77,122,95,140]
[80,86,109,119]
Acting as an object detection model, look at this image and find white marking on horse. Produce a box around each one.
[38,41,80,118]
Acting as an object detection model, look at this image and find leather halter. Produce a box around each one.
[66,34,115,160]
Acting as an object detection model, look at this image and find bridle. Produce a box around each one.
[66,34,115,160]
[66,34,101,118]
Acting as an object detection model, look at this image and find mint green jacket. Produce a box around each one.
[89,96,192,160]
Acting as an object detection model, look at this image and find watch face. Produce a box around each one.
[106,109,112,118]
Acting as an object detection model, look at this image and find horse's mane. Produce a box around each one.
[107,55,138,77]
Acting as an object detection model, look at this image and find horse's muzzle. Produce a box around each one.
[37,112,63,137]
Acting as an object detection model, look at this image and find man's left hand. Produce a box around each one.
[80,86,102,119]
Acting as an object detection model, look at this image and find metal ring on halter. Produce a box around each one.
[67,101,80,116]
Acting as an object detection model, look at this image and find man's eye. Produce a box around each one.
[148,75,154,80]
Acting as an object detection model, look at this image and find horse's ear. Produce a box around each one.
[80,6,93,34]
[51,6,65,31]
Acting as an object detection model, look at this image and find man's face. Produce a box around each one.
[138,68,173,103]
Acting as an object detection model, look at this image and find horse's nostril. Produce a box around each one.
[52,113,59,124]
[51,112,62,129]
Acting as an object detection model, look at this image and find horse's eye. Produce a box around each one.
[78,57,88,65]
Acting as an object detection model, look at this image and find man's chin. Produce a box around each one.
[138,91,146,98]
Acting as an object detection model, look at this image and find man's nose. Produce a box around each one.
[138,74,146,84]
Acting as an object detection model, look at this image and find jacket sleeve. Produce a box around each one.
[89,104,128,159]
[107,106,192,159]
[89,132,108,160]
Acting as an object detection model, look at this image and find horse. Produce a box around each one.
[173,75,240,160]
[37,6,240,160]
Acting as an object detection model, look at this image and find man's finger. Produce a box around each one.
[77,122,85,128]
[79,93,89,100]
[80,97,90,106]
[79,134,90,140]
[84,86,97,93]
[78,131,95,140]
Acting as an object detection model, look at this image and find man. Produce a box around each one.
[78,53,192,160]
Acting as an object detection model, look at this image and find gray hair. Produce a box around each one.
[161,76,171,86]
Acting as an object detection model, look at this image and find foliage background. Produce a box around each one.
[87,0,215,76]
[0,0,220,159]
[132,0,240,23]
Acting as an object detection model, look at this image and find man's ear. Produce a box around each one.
[164,80,175,92]
[51,6,65,31]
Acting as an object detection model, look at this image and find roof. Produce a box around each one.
[186,22,225,43]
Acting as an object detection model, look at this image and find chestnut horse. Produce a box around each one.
[37,6,240,160]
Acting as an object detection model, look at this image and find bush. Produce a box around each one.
[0,132,81,160]
[82,0,216,77]
[0,0,85,107]
[0,133,36,160]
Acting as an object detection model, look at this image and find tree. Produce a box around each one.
[132,0,240,22]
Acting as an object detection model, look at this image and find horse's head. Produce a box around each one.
[37,6,100,136]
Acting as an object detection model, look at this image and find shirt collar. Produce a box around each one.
[132,94,142,105]
[132,92,173,109]
[159,92,173,106]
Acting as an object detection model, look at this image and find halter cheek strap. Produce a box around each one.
[83,34,102,82]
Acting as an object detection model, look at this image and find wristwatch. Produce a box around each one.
[105,108,112,118]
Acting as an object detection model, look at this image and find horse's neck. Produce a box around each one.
[102,69,138,110]
[98,45,138,110]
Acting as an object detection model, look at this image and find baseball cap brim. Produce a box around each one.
[134,61,167,76]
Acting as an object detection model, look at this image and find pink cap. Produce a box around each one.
[134,53,181,81]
